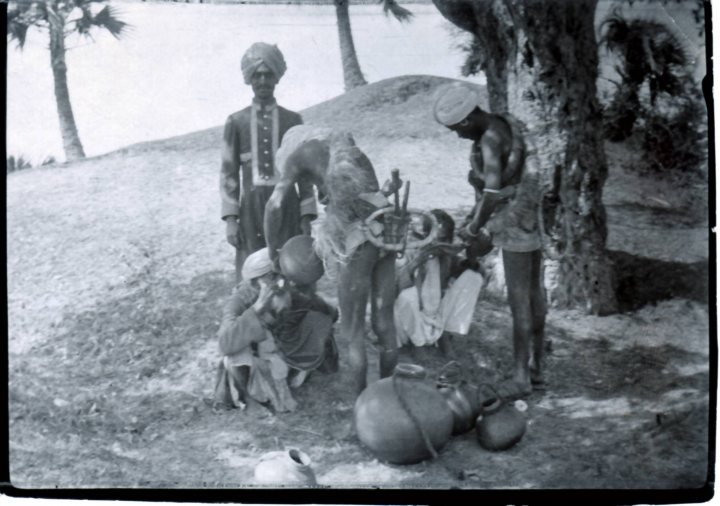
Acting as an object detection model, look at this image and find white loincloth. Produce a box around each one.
[394,258,483,347]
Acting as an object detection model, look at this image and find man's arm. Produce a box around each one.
[266,140,322,262]
[218,286,266,356]
[220,117,242,248]
[286,114,316,235]
[264,177,296,265]
[297,179,317,235]
[467,129,505,234]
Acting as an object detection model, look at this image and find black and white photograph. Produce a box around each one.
[5,0,713,497]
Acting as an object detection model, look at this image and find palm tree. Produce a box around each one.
[335,0,413,91]
[599,8,692,140]
[8,0,128,161]
[433,0,619,314]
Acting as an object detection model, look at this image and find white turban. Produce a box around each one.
[241,247,273,280]
[241,42,287,84]
[433,83,482,126]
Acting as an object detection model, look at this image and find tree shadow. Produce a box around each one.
[609,250,709,312]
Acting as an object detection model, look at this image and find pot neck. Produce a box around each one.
[393,363,427,380]
[287,449,311,468]
[481,398,503,415]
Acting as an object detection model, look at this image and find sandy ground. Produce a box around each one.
[7,76,711,492]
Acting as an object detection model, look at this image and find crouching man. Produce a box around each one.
[394,209,483,356]
[213,247,338,412]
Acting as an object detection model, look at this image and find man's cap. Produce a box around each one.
[433,83,482,126]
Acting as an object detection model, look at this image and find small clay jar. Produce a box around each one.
[475,398,527,451]
[437,381,482,435]
[253,448,317,486]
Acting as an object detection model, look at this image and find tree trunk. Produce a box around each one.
[48,6,85,161]
[334,0,368,90]
[433,0,618,315]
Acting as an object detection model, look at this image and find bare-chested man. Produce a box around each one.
[434,83,547,399]
[264,125,401,396]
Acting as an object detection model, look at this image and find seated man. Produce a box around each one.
[394,209,483,355]
[213,247,338,412]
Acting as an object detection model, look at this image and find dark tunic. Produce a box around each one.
[220,99,316,277]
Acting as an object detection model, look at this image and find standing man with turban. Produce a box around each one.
[220,42,317,282]
[433,83,547,400]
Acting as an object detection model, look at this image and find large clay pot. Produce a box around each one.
[279,235,324,286]
[253,448,317,486]
[475,398,527,451]
[354,363,454,465]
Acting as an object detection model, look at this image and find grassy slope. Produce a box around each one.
[7,75,710,489]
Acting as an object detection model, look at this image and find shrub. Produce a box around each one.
[602,80,640,142]
[7,155,33,174]
[639,78,707,176]
[41,155,57,166]
[7,154,58,174]
[599,9,705,177]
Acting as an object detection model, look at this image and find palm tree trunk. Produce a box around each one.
[434,0,618,315]
[48,6,85,161]
[334,0,368,90]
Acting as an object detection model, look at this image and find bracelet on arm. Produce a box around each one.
[465,226,480,238]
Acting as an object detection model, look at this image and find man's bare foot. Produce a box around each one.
[530,368,547,391]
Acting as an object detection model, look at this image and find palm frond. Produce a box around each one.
[75,5,96,36]
[71,0,109,6]
[95,5,129,38]
[74,4,129,39]
[601,8,694,99]
[380,0,413,23]
[599,15,629,54]
[8,19,31,48]
[7,1,48,48]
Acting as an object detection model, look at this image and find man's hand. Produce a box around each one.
[253,280,291,319]
[225,218,240,249]
[381,176,403,197]
[471,227,494,257]
[458,220,480,242]
[252,282,276,316]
